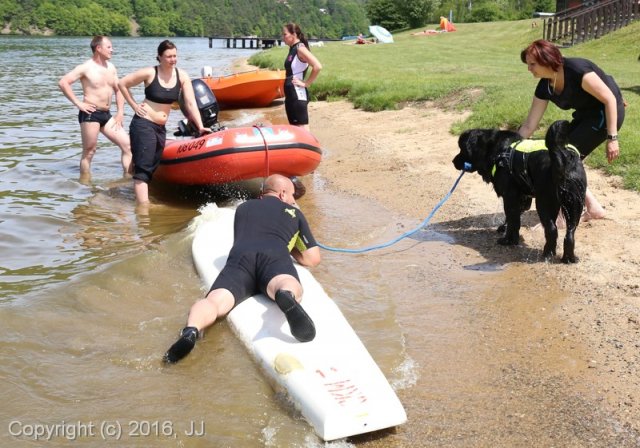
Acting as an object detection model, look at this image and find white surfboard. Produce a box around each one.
[190,203,407,441]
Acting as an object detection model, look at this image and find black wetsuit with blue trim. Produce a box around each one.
[129,67,181,183]
[534,57,624,158]
[208,196,318,306]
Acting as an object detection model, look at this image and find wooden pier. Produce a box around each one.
[208,36,282,49]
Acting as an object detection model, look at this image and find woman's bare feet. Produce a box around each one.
[585,189,606,220]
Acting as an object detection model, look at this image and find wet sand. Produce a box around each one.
[308,99,640,446]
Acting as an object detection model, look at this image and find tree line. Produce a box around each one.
[0,0,554,38]
[367,0,555,31]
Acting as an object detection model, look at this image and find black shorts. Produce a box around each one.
[284,85,309,125]
[78,110,112,127]
[129,115,166,183]
[569,102,625,159]
[208,248,299,307]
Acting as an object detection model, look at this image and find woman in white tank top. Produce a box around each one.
[282,23,322,131]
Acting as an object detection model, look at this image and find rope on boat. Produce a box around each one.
[318,165,470,254]
[252,125,270,179]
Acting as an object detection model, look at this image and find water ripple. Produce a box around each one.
[0,36,254,302]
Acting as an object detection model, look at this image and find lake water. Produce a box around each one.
[0,36,263,302]
[0,36,422,447]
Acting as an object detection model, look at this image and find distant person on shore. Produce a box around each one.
[119,40,210,205]
[438,16,456,32]
[518,39,625,220]
[58,35,132,181]
[282,22,322,131]
[163,174,321,364]
[356,33,374,44]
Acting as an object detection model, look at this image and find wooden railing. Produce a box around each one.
[543,0,640,46]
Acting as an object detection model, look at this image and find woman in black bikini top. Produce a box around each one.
[119,40,210,205]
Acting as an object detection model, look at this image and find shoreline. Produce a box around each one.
[229,57,640,442]
[309,99,640,443]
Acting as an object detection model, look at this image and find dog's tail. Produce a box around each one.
[545,120,571,155]
[545,120,579,176]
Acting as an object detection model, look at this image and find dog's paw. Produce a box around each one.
[542,248,558,262]
[561,254,579,264]
[497,236,519,246]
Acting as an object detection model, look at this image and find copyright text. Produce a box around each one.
[8,420,205,441]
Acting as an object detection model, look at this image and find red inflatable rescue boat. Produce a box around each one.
[155,125,322,185]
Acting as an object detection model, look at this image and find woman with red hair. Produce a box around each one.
[518,39,625,219]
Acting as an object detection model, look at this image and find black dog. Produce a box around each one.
[452,120,586,263]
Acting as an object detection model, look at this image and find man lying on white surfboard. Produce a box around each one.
[164,174,322,364]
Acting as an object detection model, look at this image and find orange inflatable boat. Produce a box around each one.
[155,124,322,185]
[201,69,285,108]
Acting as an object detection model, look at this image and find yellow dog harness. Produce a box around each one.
[491,139,580,177]
[491,139,580,194]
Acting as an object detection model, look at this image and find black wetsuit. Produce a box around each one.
[534,57,625,158]
[284,42,309,125]
[209,196,318,306]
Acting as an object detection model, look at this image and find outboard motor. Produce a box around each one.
[176,79,220,136]
[191,78,219,128]
[201,66,214,78]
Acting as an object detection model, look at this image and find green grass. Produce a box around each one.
[250,20,640,191]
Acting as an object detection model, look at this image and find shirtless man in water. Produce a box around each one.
[58,36,132,180]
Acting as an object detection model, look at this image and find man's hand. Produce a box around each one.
[78,102,97,114]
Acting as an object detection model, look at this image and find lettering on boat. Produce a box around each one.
[205,137,224,148]
[235,127,295,145]
[176,138,207,154]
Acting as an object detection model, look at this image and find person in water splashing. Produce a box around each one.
[164,174,322,364]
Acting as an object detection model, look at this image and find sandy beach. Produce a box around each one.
[309,99,640,445]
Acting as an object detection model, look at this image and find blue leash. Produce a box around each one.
[318,165,470,253]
